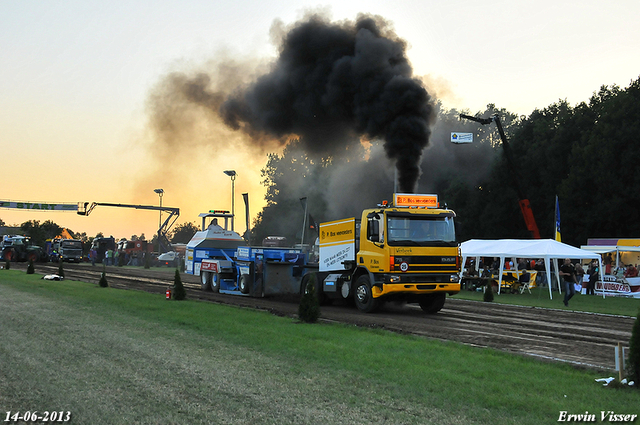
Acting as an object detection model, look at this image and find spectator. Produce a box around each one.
[505,259,513,270]
[518,258,528,271]
[586,261,599,295]
[605,253,612,274]
[535,259,547,287]
[516,269,530,293]
[481,265,492,278]
[491,258,499,274]
[575,262,585,288]
[559,258,576,307]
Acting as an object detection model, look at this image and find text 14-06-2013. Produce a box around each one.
[4,412,71,423]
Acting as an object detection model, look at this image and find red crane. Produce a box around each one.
[459,113,541,239]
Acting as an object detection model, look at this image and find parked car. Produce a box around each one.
[157,251,179,267]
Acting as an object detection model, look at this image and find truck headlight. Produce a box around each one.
[450,274,459,283]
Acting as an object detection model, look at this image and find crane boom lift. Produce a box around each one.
[460,113,541,239]
[77,202,180,252]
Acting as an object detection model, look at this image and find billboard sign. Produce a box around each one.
[451,132,473,143]
[0,200,78,211]
[394,193,439,208]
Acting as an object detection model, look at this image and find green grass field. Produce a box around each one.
[1,270,638,424]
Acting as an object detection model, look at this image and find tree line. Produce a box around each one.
[0,219,199,252]
[249,77,640,248]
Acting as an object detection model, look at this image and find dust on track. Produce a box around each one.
[16,262,635,371]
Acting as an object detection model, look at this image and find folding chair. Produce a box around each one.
[519,271,532,294]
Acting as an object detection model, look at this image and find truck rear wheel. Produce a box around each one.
[200,271,211,291]
[300,273,326,305]
[419,293,446,314]
[211,272,220,293]
[354,275,380,313]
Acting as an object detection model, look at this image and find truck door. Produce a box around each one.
[359,212,387,272]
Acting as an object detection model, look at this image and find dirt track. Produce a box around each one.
[16,262,636,371]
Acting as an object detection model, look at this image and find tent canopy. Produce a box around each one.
[579,245,640,254]
[460,239,602,299]
[462,239,601,261]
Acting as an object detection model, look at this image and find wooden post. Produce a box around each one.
[617,342,624,381]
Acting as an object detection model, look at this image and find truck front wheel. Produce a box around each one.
[419,293,446,314]
[354,275,380,313]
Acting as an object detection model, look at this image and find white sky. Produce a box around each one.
[1,0,639,241]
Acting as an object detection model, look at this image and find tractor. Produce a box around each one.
[1,235,46,262]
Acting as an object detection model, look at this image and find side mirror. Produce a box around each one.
[368,220,380,242]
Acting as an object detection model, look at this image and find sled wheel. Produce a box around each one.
[200,271,211,291]
[211,272,220,293]
[239,274,250,294]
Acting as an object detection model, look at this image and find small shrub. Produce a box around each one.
[298,274,320,323]
[58,261,65,278]
[4,260,10,270]
[627,308,640,388]
[483,281,494,302]
[172,269,186,300]
[99,265,108,287]
[26,259,35,274]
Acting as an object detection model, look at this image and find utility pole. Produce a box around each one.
[154,188,164,250]
[300,197,308,246]
[224,170,237,231]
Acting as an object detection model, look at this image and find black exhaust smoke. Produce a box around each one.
[181,14,436,193]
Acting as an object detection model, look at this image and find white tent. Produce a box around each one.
[580,245,640,268]
[460,239,603,299]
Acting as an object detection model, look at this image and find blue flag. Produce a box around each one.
[555,195,561,242]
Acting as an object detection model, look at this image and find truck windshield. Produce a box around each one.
[62,241,83,248]
[387,215,457,247]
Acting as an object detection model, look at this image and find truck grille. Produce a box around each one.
[391,255,458,272]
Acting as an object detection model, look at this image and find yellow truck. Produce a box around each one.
[304,194,461,313]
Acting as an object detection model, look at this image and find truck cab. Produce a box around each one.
[57,239,83,262]
[312,194,461,313]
